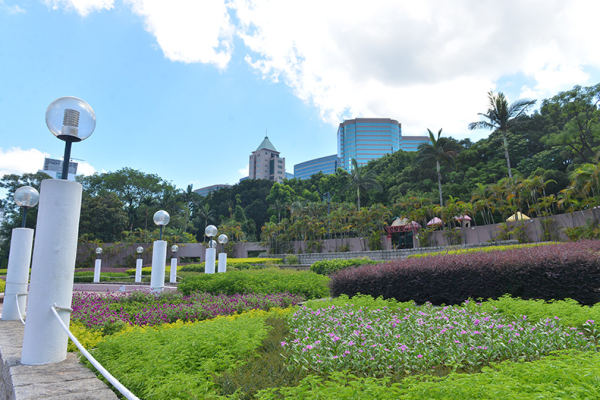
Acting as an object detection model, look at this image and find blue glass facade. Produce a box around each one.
[294,154,340,180]
[337,118,430,171]
[338,118,401,170]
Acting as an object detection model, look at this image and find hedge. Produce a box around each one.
[310,258,379,275]
[0,279,5,293]
[406,242,558,259]
[73,271,131,283]
[178,268,330,299]
[329,240,600,305]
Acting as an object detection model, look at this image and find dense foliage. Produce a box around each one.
[310,258,379,275]
[178,268,330,299]
[329,241,600,305]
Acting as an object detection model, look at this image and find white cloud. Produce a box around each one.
[0,1,26,14]
[0,147,49,177]
[231,0,600,138]
[76,161,96,176]
[125,0,234,68]
[238,165,248,177]
[42,0,113,16]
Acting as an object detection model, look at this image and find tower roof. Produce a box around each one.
[256,135,278,152]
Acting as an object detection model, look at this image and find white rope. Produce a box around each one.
[50,304,140,400]
[15,293,27,325]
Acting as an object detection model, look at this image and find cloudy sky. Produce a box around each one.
[1,0,599,192]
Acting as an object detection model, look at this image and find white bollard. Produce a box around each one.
[135,258,143,283]
[2,228,34,321]
[21,179,82,365]
[170,258,177,283]
[150,240,167,292]
[205,248,216,274]
[218,253,227,273]
[93,259,102,283]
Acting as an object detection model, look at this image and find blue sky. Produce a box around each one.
[1,0,599,193]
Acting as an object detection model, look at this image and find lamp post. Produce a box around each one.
[217,234,228,273]
[135,246,144,283]
[150,210,170,292]
[205,225,217,274]
[170,245,179,283]
[93,247,103,283]
[22,97,95,365]
[2,186,39,322]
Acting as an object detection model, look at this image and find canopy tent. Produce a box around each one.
[427,217,443,226]
[506,212,530,221]
[454,215,472,221]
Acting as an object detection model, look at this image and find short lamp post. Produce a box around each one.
[2,186,39,322]
[217,234,228,273]
[205,225,217,274]
[135,246,144,283]
[150,210,170,292]
[22,96,96,365]
[93,247,103,283]
[169,245,179,283]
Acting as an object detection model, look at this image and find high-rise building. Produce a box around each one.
[38,157,78,181]
[193,184,231,197]
[249,135,286,182]
[293,154,340,180]
[337,118,429,171]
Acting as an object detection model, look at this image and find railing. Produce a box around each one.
[50,304,140,400]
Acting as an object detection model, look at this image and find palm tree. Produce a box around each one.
[180,184,197,233]
[414,128,461,206]
[344,158,382,211]
[469,91,536,178]
[194,204,216,241]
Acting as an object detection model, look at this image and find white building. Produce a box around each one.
[38,158,78,181]
[248,136,286,182]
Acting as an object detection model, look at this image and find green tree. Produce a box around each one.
[343,158,382,211]
[192,204,216,242]
[415,129,461,206]
[79,192,129,242]
[469,91,537,178]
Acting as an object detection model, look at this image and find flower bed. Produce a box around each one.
[283,302,592,376]
[71,290,305,329]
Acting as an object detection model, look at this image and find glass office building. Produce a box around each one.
[294,154,340,180]
[337,118,429,171]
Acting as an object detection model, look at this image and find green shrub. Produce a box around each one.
[0,278,5,293]
[178,268,330,299]
[310,258,378,275]
[467,294,600,330]
[286,255,299,265]
[256,351,600,399]
[179,263,205,272]
[89,313,273,400]
[73,271,131,283]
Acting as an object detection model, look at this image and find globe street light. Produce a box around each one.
[151,210,170,292]
[204,225,218,274]
[22,96,95,365]
[14,186,40,228]
[135,246,144,283]
[153,210,170,240]
[45,97,96,180]
[2,187,39,322]
[93,247,103,283]
[217,234,228,273]
[170,245,179,283]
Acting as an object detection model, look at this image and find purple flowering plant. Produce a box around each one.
[71,290,305,330]
[282,302,592,376]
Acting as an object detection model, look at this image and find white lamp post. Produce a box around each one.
[93,247,103,283]
[2,186,39,322]
[205,225,217,274]
[150,210,169,292]
[217,234,228,273]
[170,245,179,283]
[135,246,144,283]
[22,97,95,365]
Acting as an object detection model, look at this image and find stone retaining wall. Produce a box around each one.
[277,240,519,265]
